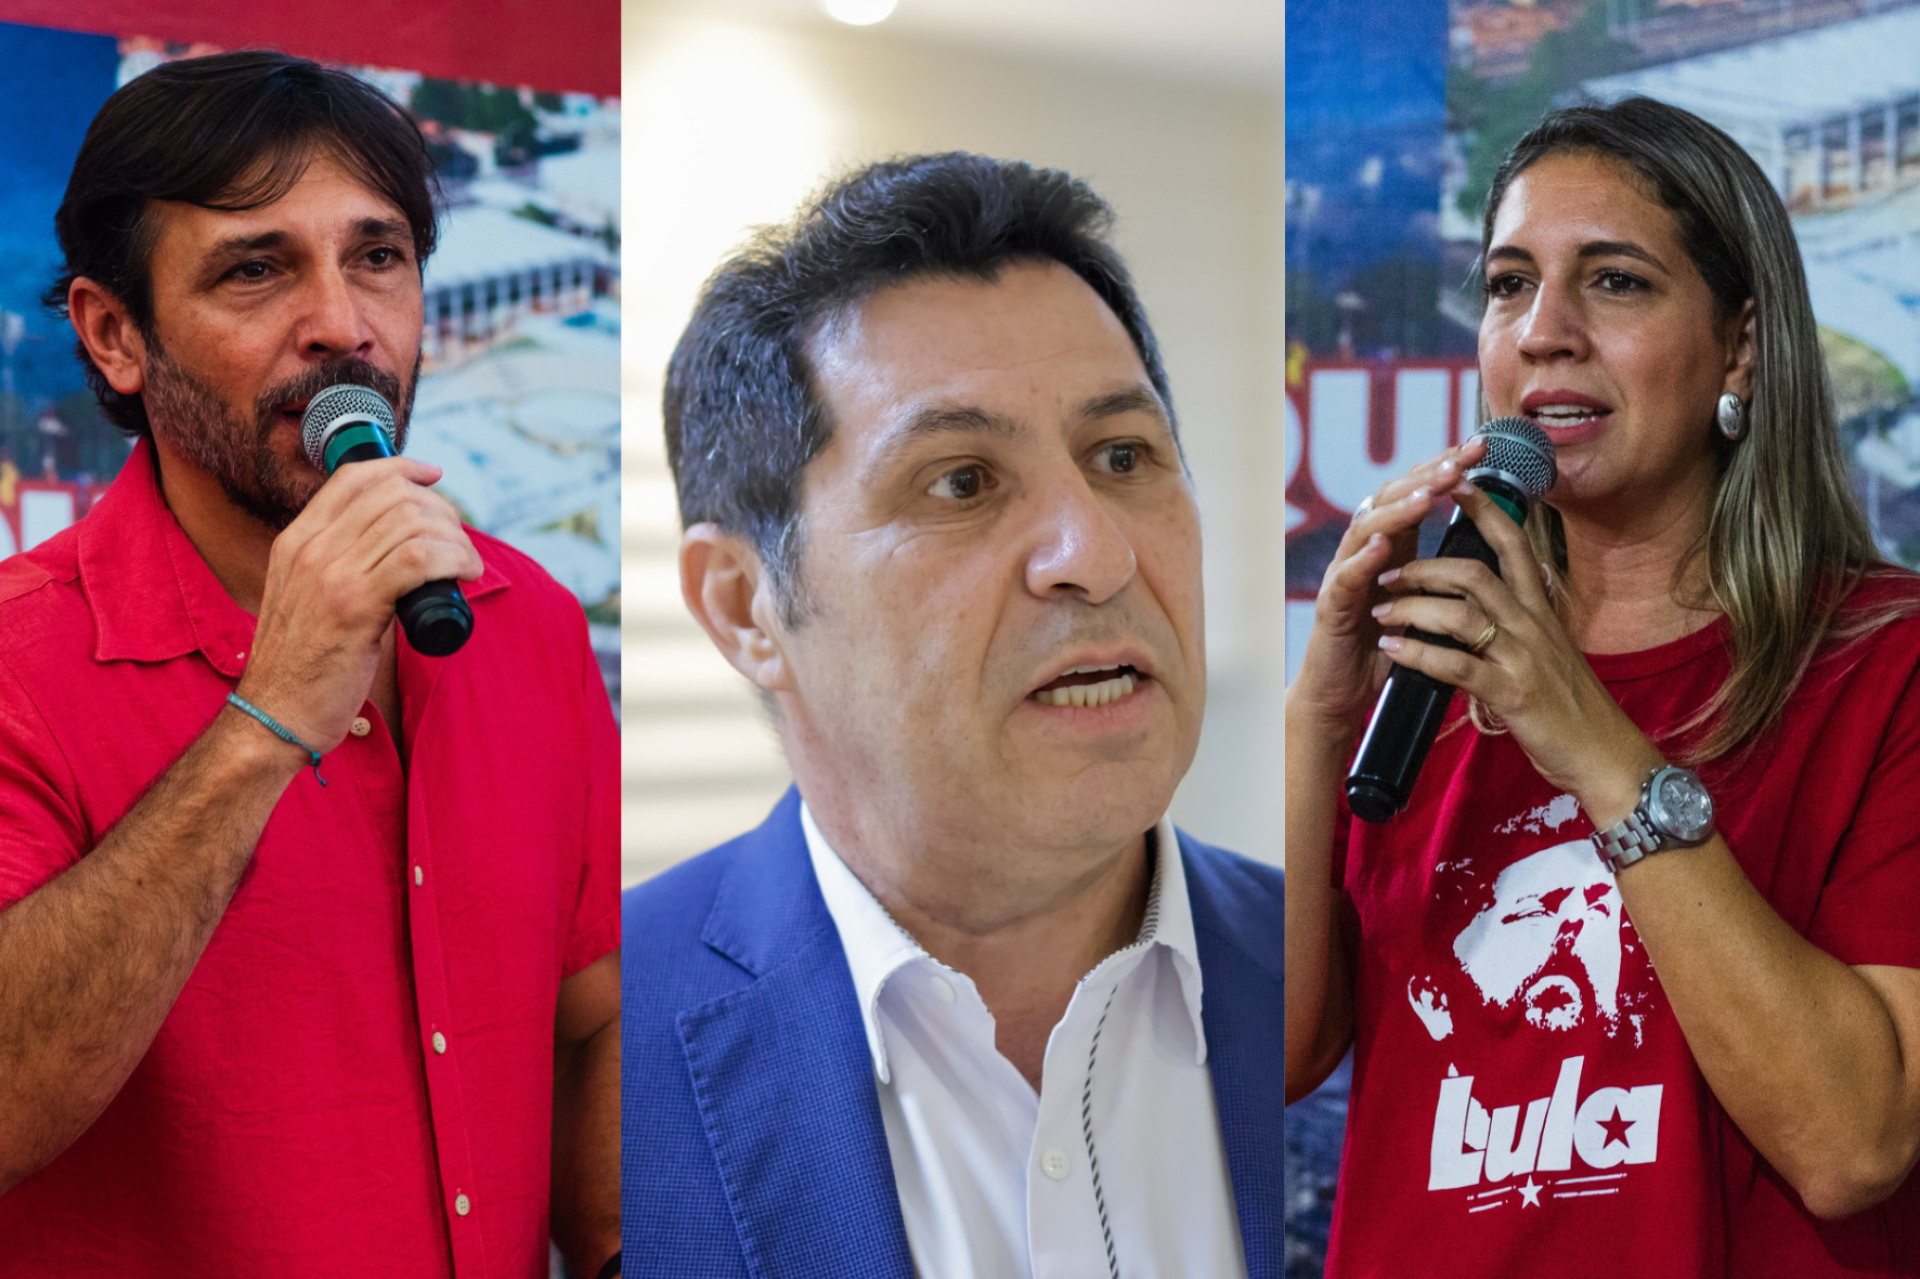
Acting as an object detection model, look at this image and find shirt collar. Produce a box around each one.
[1135,816,1208,1064]
[802,803,1208,1083]
[78,437,510,675]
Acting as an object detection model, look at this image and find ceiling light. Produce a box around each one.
[824,0,896,25]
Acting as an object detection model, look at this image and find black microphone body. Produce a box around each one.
[1345,418,1556,823]
[300,385,474,658]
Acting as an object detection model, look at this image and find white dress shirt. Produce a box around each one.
[803,804,1249,1279]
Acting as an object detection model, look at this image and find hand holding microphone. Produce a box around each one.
[1361,424,1670,828]
[301,384,474,657]
[230,383,483,760]
[1346,418,1556,822]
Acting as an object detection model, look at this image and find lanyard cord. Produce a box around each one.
[1081,983,1122,1279]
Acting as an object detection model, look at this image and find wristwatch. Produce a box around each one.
[1590,764,1715,873]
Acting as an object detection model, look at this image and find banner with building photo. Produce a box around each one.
[0,24,620,706]
[1285,0,1455,701]
[1285,4,1452,1273]
[1287,1,1920,1274]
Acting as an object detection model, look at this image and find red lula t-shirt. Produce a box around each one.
[1326,578,1920,1278]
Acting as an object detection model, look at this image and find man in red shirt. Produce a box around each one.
[0,52,619,1277]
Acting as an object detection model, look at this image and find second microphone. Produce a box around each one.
[300,383,476,658]
[1345,417,1557,823]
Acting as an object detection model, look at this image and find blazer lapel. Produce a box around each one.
[678,792,915,1279]
[1184,834,1286,1279]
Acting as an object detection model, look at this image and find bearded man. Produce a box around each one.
[0,52,619,1278]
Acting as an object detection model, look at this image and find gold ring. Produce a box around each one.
[1469,621,1499,656]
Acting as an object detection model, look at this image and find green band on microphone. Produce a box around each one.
[322,420,393,473]
[1486,490,1524,525]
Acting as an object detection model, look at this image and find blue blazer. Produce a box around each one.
[620,789,1282,1278]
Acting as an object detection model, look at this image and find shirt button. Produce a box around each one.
[454,1192,471,1217]
[930,975,956,1004]
[1041,1147,1072,1181]
[349,717,371,737]
[414,865,424,887]
[432,1031,447,1054]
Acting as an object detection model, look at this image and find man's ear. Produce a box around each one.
[67,277,149,397]
[680,523,795,694]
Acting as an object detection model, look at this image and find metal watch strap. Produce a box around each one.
[1593,807,1663,873]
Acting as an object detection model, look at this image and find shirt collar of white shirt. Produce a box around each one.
[801,801,1208,1085]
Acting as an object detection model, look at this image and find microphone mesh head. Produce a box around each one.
[1472,416,1557,500]
[300,383,396,468]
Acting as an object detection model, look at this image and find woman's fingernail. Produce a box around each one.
[1378,567,1401,585]
[1437,460,1456,475]
[1370,602,1391,619]
[1378,635,1404,653]
[1406,487,1427,504]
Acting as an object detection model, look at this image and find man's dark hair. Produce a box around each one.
[664,152,1175,624]
[46,50,440,437]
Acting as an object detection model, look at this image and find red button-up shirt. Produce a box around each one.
[0,439,619,1277]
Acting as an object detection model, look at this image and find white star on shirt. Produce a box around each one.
[1518,1177,1543,1208]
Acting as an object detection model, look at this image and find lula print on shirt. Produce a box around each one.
[1407,796,1664,1212]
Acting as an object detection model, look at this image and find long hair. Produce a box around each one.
[1478,96,1908,762]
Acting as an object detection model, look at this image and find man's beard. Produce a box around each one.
[141,339,419,531]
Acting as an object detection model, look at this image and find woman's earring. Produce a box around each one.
[1717,391,1748,441]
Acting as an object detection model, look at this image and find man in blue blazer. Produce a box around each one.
[623,153,1281,1278]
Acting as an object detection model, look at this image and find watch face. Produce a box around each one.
[1651,768,1714,843]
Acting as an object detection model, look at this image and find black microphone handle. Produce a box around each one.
[1345,480,1520,823]
[329,437,475,657]
[395,578,475,658]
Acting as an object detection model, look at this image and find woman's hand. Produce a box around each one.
[1370,480,1662,826]
[1287,443,1502,1099]
[1289,437,1490,738]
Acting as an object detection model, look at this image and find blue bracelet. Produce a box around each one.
[225,691,327,787]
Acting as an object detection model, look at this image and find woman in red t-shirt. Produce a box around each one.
[1287,97,1920,1277]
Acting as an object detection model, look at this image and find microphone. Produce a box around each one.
[1345,417,1556,823]
[300,384,475,657]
